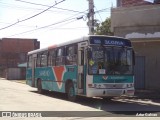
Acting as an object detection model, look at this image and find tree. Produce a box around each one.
[94,17,113,35]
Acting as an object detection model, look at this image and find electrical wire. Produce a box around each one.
[94,6,103,23]
[0,1,110,30]
[95,7,111,13]
[0,0,65,31]
[15,0,87,14]
[2,8,88,36]
[1,6,112,37]
[0,7,110,29]
[1,5,112,37]
[52,27,88,30]
[48,19,88,31]
[0,2,78,15]
[5,15,85,37]
[0,21,37,28]
[0,12,88,30]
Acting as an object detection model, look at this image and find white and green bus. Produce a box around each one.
[26,35,135,101]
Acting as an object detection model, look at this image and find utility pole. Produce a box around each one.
[87,0,94,35]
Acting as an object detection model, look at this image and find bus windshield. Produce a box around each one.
[88,46,133,75]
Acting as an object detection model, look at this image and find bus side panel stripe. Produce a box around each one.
[52,66,66,90]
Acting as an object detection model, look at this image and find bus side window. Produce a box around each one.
[66,45,77,65]
[36,53,41,67]
[28,55,32,68]
[56,47,65,66]
[48,49,56,66]
[41,51,48,67]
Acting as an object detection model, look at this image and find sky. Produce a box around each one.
[0,0,116,48]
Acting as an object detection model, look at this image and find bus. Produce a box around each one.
[26,35,135,101]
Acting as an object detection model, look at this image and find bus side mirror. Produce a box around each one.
[132,51,135,65]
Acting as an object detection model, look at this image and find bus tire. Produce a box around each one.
[67,83,76,101]
[37,79,44,94]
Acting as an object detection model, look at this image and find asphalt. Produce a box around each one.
[2,78,160,99]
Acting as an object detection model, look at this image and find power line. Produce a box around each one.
[0,0,65,31]
[0,2,79,15]
[5,15,85,37]
[0,3,112,36]
[94,6,103,23]
[48,19,88,30]
[0,8,88,30]
[0,6,111,37]
[51,27,88,30]
[0,6,110,32]
[15,0,87,14]
[2,8,88,37]
[0,7,109,28]
[95,7,111,13]
[0,21,37,28]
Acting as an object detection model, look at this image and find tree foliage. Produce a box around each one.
[94,18,113,35]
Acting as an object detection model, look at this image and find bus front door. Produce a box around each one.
[78,42,87,95]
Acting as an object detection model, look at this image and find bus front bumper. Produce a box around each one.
[86,88,134,97]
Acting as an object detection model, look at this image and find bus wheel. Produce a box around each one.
[67,83,76,101]
[37,80,44,94]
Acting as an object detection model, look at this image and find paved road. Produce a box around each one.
[0,78,160,120]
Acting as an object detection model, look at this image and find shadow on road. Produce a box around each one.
[30,90,160,117]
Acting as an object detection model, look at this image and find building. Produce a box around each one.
[0,38,40,78]
[117,0,160,7]
[111,0,160,38]
[111,0,160,90]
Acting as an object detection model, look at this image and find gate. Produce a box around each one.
[134,56,145,89]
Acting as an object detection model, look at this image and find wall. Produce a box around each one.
[111,4,160,38]
[1,38,39,53]
[6,68,26,80]
[0,38,40,77]
[117,0,153,7]
[132,39,160,89]
[0,38,40,67]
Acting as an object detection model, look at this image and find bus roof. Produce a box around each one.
[28,35,130,55]
[28,36,87,55]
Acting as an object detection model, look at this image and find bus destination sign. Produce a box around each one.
[105,40,124,46]
[90,37,131,47]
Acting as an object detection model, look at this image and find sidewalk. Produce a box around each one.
[133,90,160,99]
